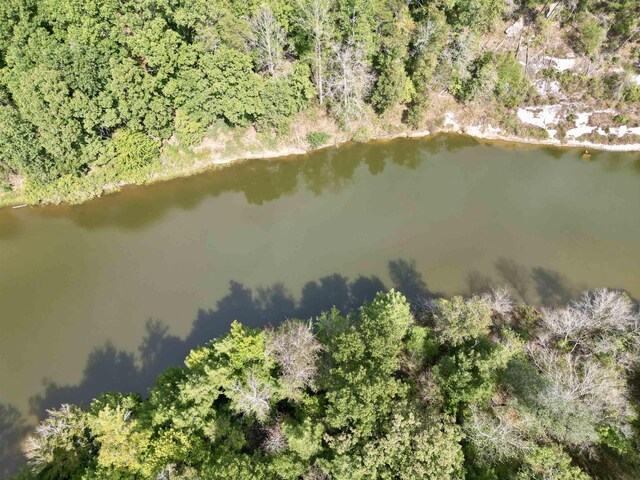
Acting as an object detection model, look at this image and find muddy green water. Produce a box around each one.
[1,134,639,425]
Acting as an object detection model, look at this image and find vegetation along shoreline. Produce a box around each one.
[2,121,639,210]
[10,288,640,479]
[2,0,640,208]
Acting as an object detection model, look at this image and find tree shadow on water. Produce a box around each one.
[30,255,607,423]
[530,267,577,307]
[27,255,637,421]
[467,257,565,306]
[465,257,634,310]
[29,258,433,420]
[0,403,29,478]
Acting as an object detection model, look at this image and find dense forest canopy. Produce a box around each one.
[1,0,639,201]
[12,288,640,479]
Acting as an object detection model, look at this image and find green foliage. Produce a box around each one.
[598,425,633,455]
[88,395,150,473]
[518,446,591,480]
[203,48,264,127]
[306,131,330,149]
[2,0,638,205]
[494,54,531,108]
[623,84,640,102]
[0,106,54,182]
[174,109,207,146]
[458,53,530,108]
[405,325,439,363]
[434,336,518,412]
[282,417,324,460]
[23,172,105,205]
[256,62,316,133]
[111,130,161,177]
[18,288,640,480]
[432,295,492,346]
[576,14,607,59]
[613,113,629,125]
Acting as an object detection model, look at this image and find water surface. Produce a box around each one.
[1,135,639,472]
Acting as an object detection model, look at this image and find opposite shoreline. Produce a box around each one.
[2,125,639,211]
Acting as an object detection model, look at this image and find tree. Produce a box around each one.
[87,395,151,473]
[370,0,413,113]
[326,42,373,121]
[17,288,626,480]
[202,47,265,126]
[230,369,273,420]
[249,4,287,75]
[431,295,493,346]
[0,106,54,181]
[540,289,639,363]
[23,404,90,478]
[406,9,450,127]
[577,13,607,60]
[267,319,322,397]
[256,62,316,132]
[296,0,333,105]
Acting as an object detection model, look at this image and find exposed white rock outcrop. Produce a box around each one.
[444,112,461,131]
[565,112,595,138]
[548,57,576,72]
[517,105,562,129]
[533,79,561,95]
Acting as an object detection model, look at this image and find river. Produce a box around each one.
[1,134,639,473]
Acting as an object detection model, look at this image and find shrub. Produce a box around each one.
[23,172,105,205]
[494,54,531,108]
[613,114,629,125]
[623,85,640,102]
[112,130,161,178]
[352,126,371,143]
[307,131,330,149]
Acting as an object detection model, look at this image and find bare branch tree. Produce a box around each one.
[414,19,440,57]
[464,405,532,463]
[527,346,631,428]
[268,319,322,397]
[262,420,287,453]
[231,369,272,420]
[156,463,177,480]
[540,289,639,362]
[574,289,637,331]
[482,286,514,318]
[303,464,328,480]
[296,0,333,104]
[326,42,373,121]
[23,404,88,472]
[249,4,286,76]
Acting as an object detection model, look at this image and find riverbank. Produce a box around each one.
[1,101,639,210]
